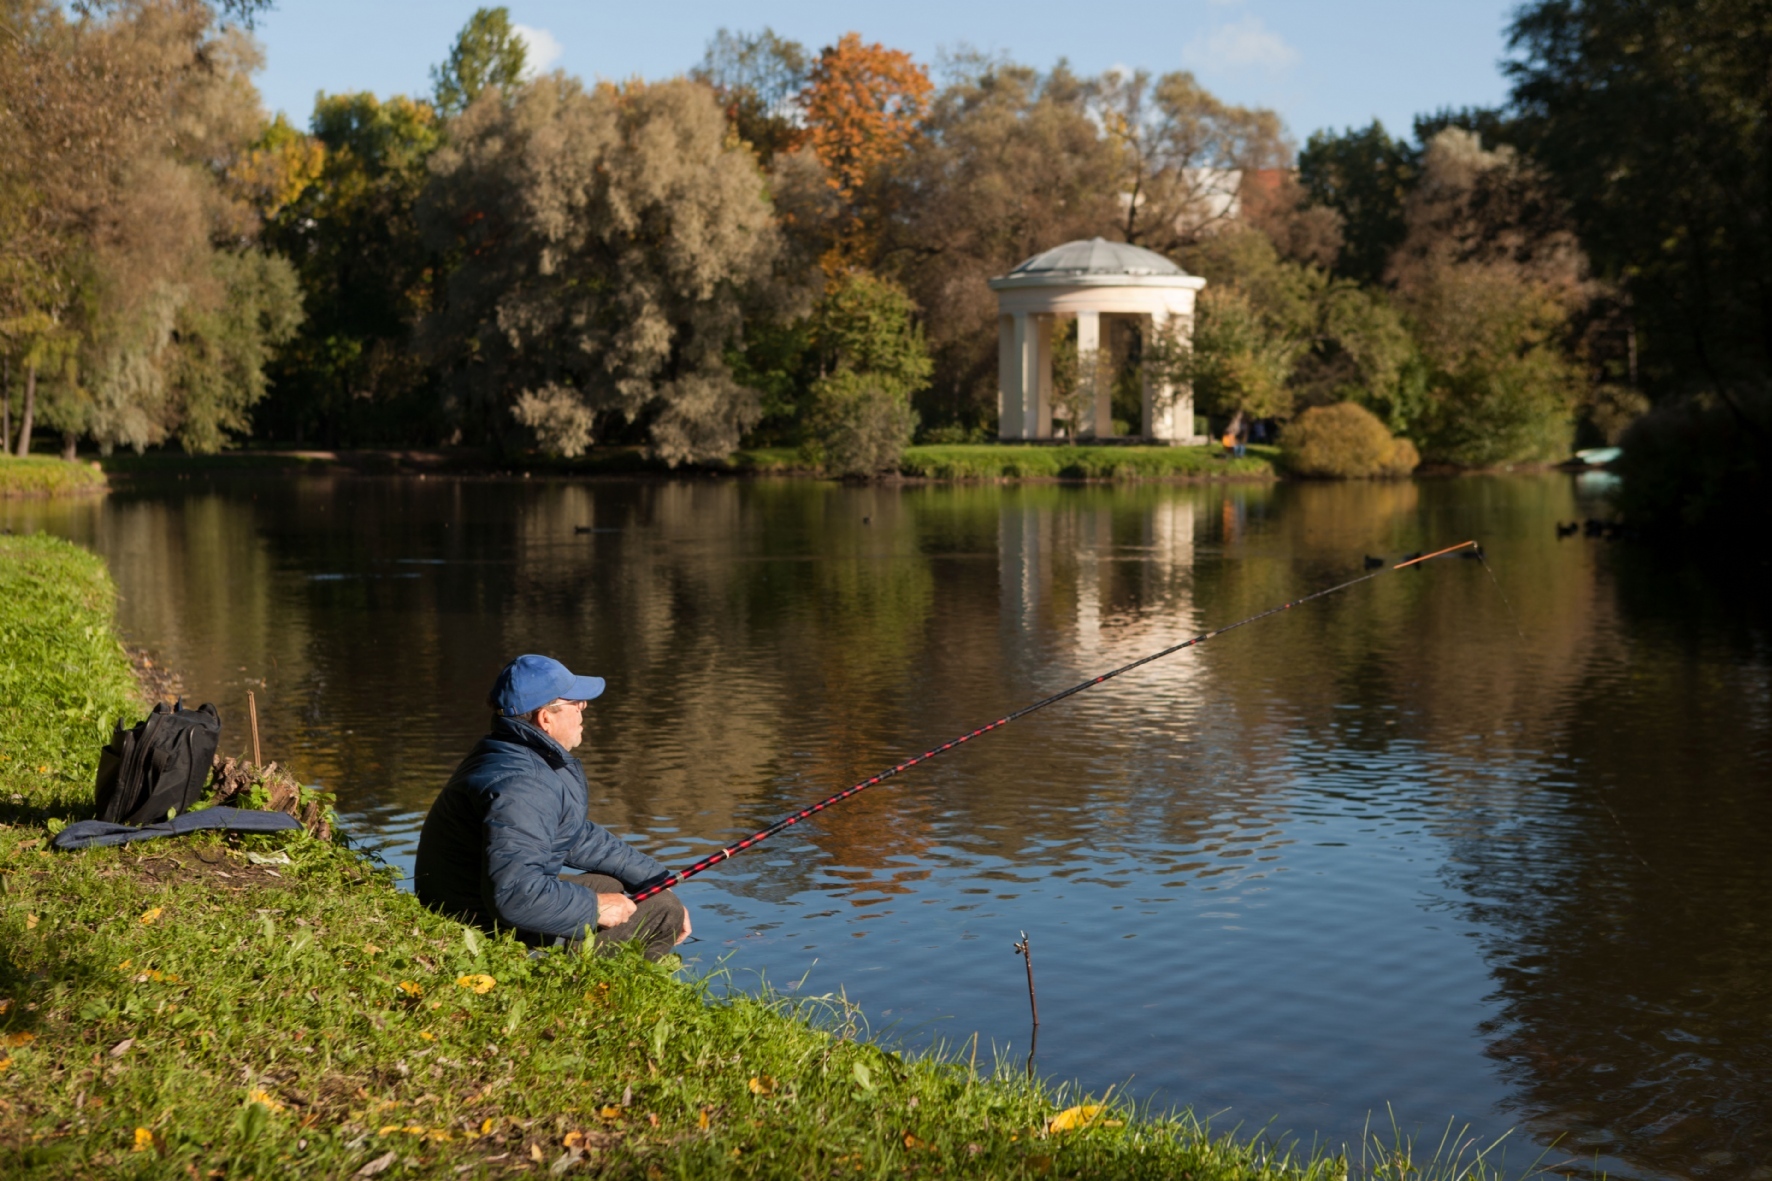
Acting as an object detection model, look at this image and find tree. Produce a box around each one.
[1297,121,1416,285]
[257,92,442,445]
[1388,129,1585,465]
[420,76,780,463]
[0,0,303,456]
[874,61,1121,428]
[693,28,809,167]
[734,271,931,473]
[1508,0,1770,424]
[802,32,933,270]
[1096,69,1290,255]
[1168,287,1306,423]
[1172,229,1318,422]
[431,6,527,116]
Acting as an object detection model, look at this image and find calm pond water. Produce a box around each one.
[7,472,1770,1179]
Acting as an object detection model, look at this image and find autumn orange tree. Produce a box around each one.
[801,32,932,270]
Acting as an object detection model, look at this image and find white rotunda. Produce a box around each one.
[988,238,1206,442]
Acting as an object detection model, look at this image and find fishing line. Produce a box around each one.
[630,540,1480,902]
[1474,549,1528,641]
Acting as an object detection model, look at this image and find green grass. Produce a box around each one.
[726,448,808,473]
[0,537,1542,1179]
[90,444,1280,483]
[0,536,144,816]
[97,451,335,475]
[898,444,1278,481]
[0,457,108,498]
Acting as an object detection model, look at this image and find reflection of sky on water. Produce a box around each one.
[7,473,1766,1181]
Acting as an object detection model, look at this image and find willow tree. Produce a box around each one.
[420,76,780,463]
[0,0,300,456]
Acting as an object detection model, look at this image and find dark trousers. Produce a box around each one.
[559,872,686,961]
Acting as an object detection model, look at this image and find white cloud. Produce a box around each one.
[513,24,563,79]
[1188,16,1299,72]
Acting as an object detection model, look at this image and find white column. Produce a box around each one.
[1002,312,1039,440]
[1142,309,1180,441]
[1033,314,1054,439]
[1074,310,1108,438]
[998,314,1020,439]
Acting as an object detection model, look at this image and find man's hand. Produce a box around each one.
[676,901,692,945]
[596,893,637,929]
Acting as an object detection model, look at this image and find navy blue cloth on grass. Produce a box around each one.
[53,806,301,850]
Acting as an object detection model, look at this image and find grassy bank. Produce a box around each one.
[0,536,1526,1180]
[899,443,1278,481]
[0,456,108,498]
[95,443,1279,482]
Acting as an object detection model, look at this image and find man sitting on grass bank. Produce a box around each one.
[414,655,690,960]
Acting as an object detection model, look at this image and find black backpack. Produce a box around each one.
[94,701,222,826]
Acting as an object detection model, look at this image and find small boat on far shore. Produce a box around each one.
[1563,446,1622,469]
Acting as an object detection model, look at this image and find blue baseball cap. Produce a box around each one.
[487,654,607,717]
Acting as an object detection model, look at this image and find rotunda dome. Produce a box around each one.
[1005,237,1189,278]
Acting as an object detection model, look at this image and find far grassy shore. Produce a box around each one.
[0,456,108,498]
[96,442,1279,482]
[1,535,1528,1180]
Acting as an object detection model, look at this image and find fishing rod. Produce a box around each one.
[630,539,1478,902]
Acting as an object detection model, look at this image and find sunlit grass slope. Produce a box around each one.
[0,536,1529,1180]
[0,456,108,498]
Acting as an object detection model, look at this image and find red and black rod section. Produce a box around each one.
[630,541,1477,902]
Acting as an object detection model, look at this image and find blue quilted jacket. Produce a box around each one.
[413,716,669,940]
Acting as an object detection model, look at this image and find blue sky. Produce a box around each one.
[248,1,1520,147]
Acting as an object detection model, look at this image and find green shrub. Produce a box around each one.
[1282,402,1420,478]
[802,373,918,477]
[0,456,108,498]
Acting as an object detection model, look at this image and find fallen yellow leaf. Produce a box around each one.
[397,981,423,997]
[481,1117,497,1135]
[1046,1104,1106,1133]
[25,914,38,931]
[0,999,9,1015]
[116,960,132,971]
[598,1104,622,1120]
[132,1127,154,1153]
[564,1130,586,1148]
[418,1031,434,1041]
[747,1075,774,1095]
[246,1088,285,1113]
[2,1032,34,1048]
[0,1056,10,1073]
[455,974,496,994]
[698,1108,710,1130]
[139,907,163,925]
[904,1132,929,1150]
[364,943,382,956]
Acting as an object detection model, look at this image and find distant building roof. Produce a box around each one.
[1005,238,1190,278]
